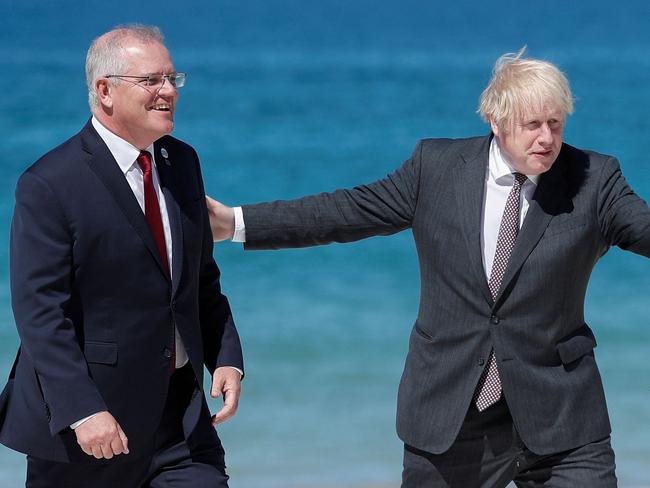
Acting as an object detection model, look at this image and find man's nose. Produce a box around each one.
[156,76,177,97]
[538,123,553,145]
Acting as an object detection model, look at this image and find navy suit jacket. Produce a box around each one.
[242,136,650,455]
[0,119,243,462]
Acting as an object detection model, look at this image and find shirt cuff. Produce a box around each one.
[232,206,246,243]
[70,411,102,429]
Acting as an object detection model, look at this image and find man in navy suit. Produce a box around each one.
[0,25,243,488]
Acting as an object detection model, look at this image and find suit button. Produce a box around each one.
[163,348,172,359]
[478,358,485,366]
[490,315,500,325]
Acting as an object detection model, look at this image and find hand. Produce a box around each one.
[205,196,235,242]
[74,411,129,459]
[210,367,242,425]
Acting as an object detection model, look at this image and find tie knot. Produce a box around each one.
[137,151,152,173]
[513,172,527,188]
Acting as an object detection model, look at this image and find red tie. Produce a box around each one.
[137,151,175,373]
[136,151,170,275]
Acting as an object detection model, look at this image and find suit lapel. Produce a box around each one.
[493,154,572,306]
[154,142,184,296]
[81,121,171,282]
[456,137,493,306]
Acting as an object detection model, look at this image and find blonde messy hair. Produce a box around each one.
[478,47,574,132]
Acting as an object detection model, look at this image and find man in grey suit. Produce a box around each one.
[207,50,650,487]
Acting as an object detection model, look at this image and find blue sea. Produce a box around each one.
[1,1,649,486]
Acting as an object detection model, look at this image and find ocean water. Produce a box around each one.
[1,1,649,486]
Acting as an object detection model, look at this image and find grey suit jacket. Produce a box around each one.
[242,135,650,455]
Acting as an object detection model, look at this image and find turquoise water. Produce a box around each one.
[1,1,650,486]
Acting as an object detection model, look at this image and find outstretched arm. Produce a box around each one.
[207,141,424,248]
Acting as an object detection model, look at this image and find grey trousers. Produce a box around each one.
[402,397,617,488]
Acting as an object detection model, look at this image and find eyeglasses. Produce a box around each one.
[104,72,186,89]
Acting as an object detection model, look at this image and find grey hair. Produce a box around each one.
[478,47,574,132]
[86,24,165,109]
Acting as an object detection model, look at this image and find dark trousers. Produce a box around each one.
[26,365,229,488]
[402,397,617,488]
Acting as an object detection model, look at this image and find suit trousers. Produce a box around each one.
[402,397,617,488]
[26,365,229,488]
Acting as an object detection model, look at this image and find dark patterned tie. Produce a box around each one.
[475,172,527,411]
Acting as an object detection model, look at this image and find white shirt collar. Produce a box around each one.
[489,137,540,186]
[91,116,155,174]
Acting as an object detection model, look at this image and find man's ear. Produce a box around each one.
[96,78,113,109]
[489,116,500,137]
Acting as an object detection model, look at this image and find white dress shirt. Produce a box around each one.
[232,138,539,271]
[481,138,539,279]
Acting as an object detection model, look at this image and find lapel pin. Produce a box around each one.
[160,148,171,165]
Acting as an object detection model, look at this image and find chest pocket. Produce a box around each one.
[544,215,588,238]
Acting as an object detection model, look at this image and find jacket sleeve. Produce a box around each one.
[242,141,423,250]
[597,156,650,256]
[10,171,107,435]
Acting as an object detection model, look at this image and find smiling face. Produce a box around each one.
[491,107,565,175]
[94,38,177,149]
